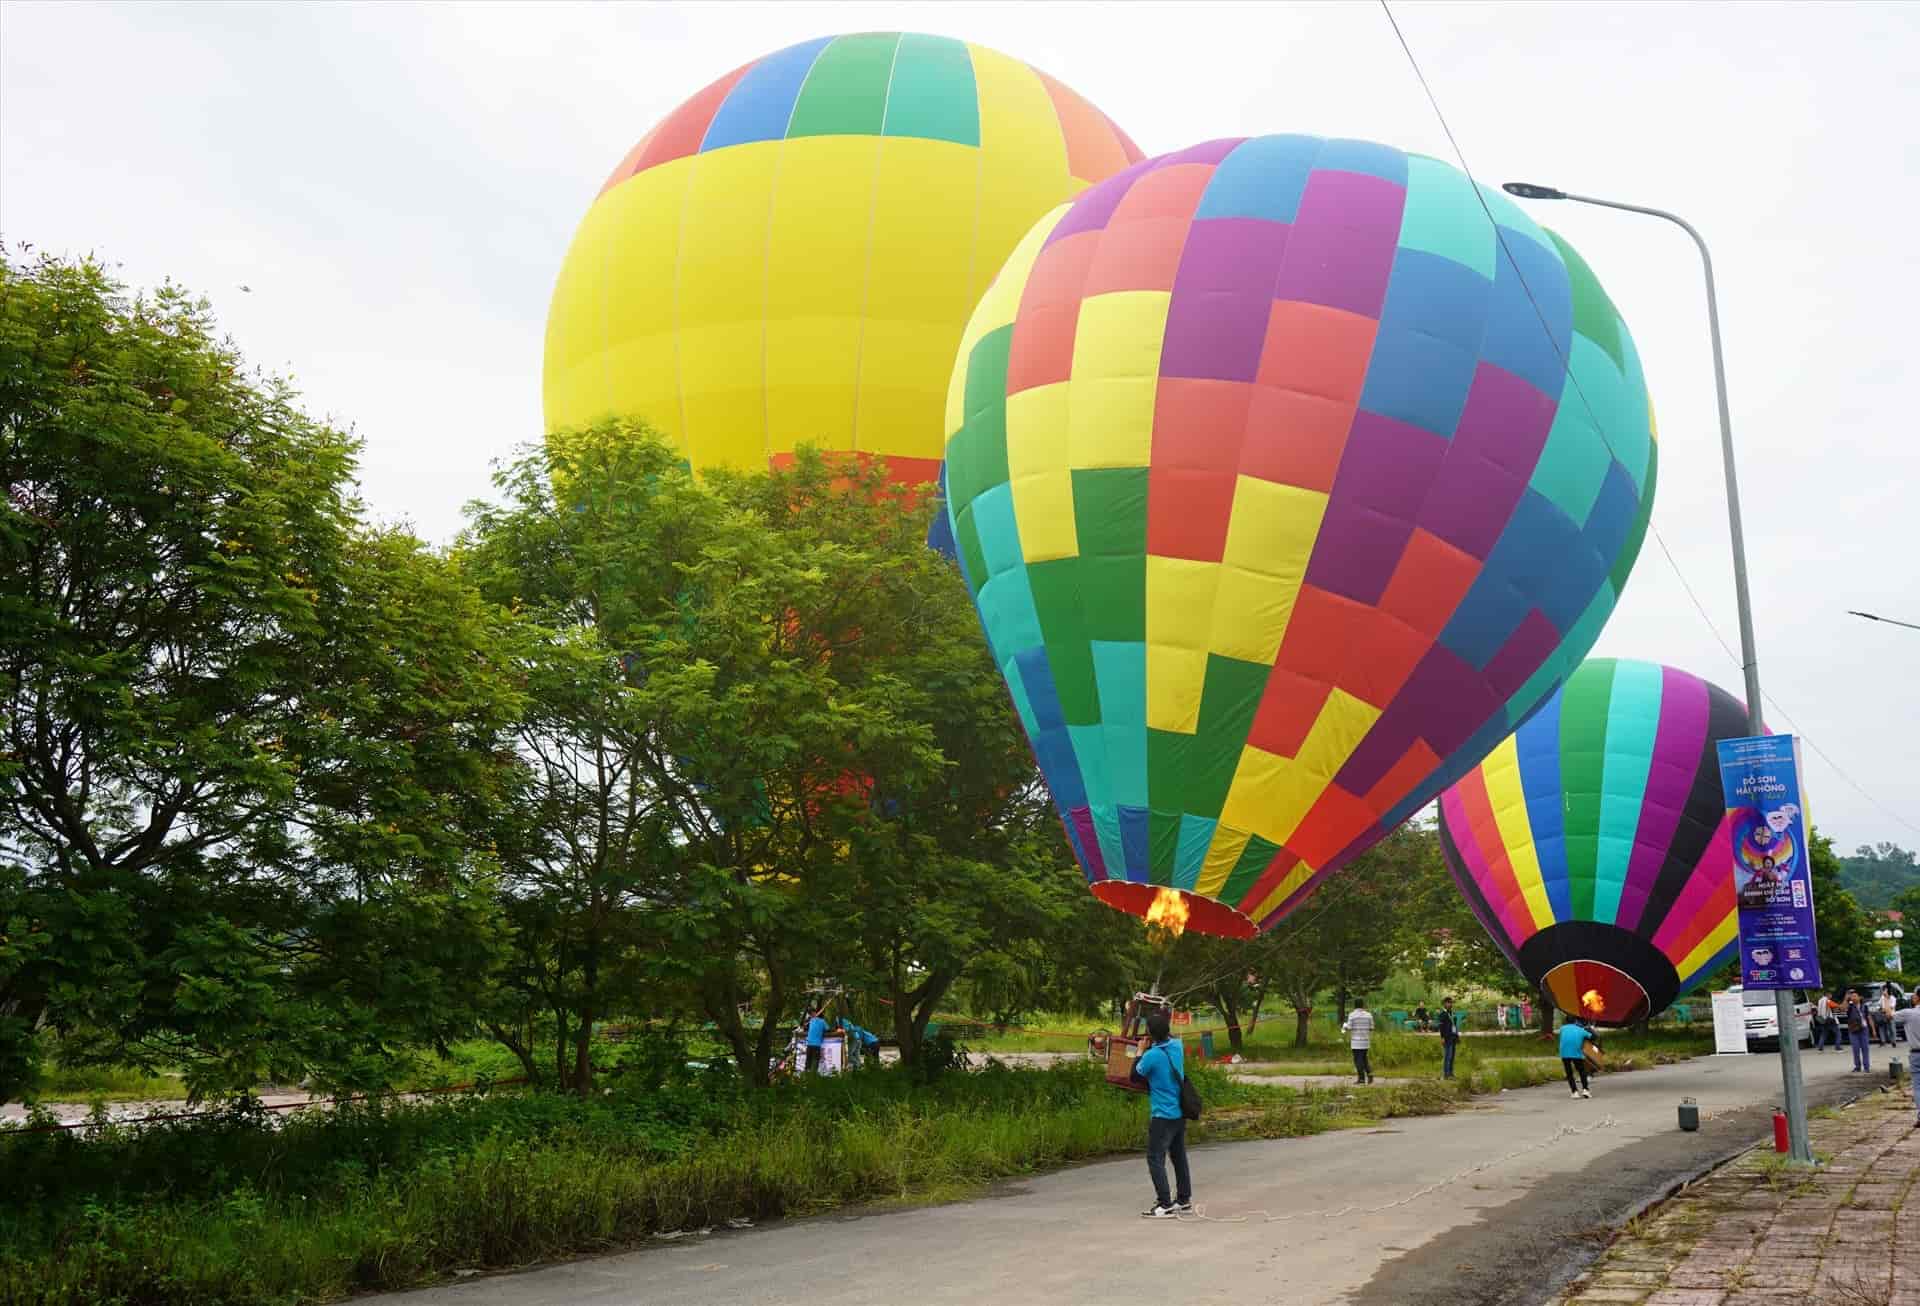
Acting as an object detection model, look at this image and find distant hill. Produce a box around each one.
[1839,842,1920,909]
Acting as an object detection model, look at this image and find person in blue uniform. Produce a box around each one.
[1129,1008,1193,1218]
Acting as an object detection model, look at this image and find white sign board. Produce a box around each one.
[790,1036,846,1075]
[1710,990,1749,1055]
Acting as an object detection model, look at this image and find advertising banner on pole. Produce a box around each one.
[1716,735,1822,990]
[1710,990,1749,1054]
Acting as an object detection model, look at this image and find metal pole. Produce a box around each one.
[1529,188,1814,1164]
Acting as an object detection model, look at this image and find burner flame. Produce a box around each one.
[1146,887,1190,945]
[1581,988,1605,1014]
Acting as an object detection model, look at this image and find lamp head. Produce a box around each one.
[1502,181,1567,200]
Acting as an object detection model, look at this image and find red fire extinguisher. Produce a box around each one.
[1773,1108,1790,1153]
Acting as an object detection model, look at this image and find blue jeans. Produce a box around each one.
[1813,1020,1834,1050]
[1442,1039,1457,1078]
[1851,1025,1871,1071]
[1910,1051,1920,1117]
[1146,1115,1191,1207]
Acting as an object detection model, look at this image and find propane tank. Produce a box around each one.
[1773,1107,1790,1153]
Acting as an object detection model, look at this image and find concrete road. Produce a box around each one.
[368,1049,1888,1306]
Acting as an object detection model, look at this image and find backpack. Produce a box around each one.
[1159,1044,1203,1121]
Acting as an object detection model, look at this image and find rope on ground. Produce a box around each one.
[1174,1114,1617,1224]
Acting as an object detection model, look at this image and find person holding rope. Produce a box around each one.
[1130,1007,1194,1218]
[1558,1015,1600,1099]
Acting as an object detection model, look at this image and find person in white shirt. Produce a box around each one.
[1814,992,1837,1052]
[1877,990,1898,1046]
[1343,998,1375,1084]
[1893,994,1920,1125]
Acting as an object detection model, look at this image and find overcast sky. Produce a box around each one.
[4,0,1915,852]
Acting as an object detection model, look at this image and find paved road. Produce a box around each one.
[367,1049,1887,1306]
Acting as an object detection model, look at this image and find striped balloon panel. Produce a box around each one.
[1439,658,1748,1016]
[942,136,1655,937]
[544,33,1142,488]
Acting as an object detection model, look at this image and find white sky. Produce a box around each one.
[4,0,1915,851]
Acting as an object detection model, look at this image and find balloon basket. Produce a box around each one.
[1106,1036,1149,1091]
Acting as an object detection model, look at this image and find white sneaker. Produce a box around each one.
[1580,1088,1592,1099]
[1570,1089,1581,1099]
[1142,1204,1177,1219]
[1172,1201,1193,1214]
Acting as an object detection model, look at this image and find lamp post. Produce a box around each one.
[1876,928,1904,974]
[1503,181,1814,1163]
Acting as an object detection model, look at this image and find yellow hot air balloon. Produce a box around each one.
[543,32,1143,489]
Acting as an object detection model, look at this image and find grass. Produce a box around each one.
[0,1053,1521,1306]
[23,1063,188,1103]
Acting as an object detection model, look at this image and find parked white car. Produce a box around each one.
[1734,985,1813,1048]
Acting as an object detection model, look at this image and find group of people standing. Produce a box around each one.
[1341,996,1464,1083]
[1810,988,1906,1072]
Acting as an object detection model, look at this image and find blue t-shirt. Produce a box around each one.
[1558,1023,1592,1059]
[1135,1039,1185,1120]
[806,1016,827,1048]
[839,1019,878,1048]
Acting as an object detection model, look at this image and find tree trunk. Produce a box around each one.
[1536,983,1555,1041]
[1293,1004,1312,1049]
[485,1022,541,1085]
[1214,986,1243,1054]
[554,1008,570,1088]
[573,1000,594,1098]
[1335,985,1349,1023]
[1245,982,1269,1039]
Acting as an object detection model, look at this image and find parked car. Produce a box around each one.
[1734,985,1813,1048]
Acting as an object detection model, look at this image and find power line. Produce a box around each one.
[1377,0,1918,843]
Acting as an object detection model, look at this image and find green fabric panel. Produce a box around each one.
[1557,658,1617,920]
[1148,809,1183,883]
[880,34,978,146]
[1609,449,1656,597]
[1548,231,1627,377]
[1219,833,1281,906]
[787,33,900,138]
[1076,554,1145,643]
[955,506,990,597]
[1398,155,1496,279]
[1027,558,1100,726]
[1146,654,1270,817]
[1071,467,1148,557]
[948,326,1012,510]
[1592,659,1662,925]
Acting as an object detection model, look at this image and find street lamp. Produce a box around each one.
[1850,611,1920,633]
[1502,180,1814,1163]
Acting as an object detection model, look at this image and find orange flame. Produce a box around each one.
[1146,887,1190,945]
[1581,989,1605,1014]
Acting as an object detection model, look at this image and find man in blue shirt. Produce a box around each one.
[1558,1017,1598,1098]
[803,1005,828,1075]
[1128,1008,1193,1218]
[839,1017,880,1068]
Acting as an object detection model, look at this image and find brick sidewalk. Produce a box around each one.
[1550,1085,1920,1305]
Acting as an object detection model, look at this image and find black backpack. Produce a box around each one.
[1159,1044,1203,1121]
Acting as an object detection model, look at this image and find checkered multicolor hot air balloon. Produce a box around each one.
[941,135,1657,938]
[1438,660,1747,1025]
[543,32,1142,488]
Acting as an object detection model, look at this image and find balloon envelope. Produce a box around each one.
[544,32,1142,488]
[942,136,1656,937]
[1438,659,1746,1025]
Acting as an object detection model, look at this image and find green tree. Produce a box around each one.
[0,253,520,1099]
[1810,828,1880,985]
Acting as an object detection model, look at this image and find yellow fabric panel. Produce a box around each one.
[1011,469,1077,563]
[1005,383,1072,479]
[1247,860,1319,927]
[1480,735,1553,932]
[966,43,1072,306]
[855,135,982,464]
[1221,476,1328,578]
[673,141,784,472]
[1208,566,1299,666]
[1146,556,1218,733]
[1648,395,1660,445]
[761,135,883,467]
[945,204,1067,441]
[1195,825,1253,899]
[1067,291,1169,469]
[1676,913,1737,981]
[1218,690,1382,843]
[544,157,697,451]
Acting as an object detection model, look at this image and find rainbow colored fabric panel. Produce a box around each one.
[1439,659,1746,1018]
[942,135,1656,937]
[544,33,1142,487]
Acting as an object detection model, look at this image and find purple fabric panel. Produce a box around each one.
[1304,411,1444,603]
[1069,806,1106,879]
[1045,165,1149,247]
[1615,670,1708,931]
[1416,363,1557,559]
[1334,645,1498,795]
[1481,608,1563,702]
[1154,138,1246,168]
[1272,169,1406,318]
[1160,218,1289,382]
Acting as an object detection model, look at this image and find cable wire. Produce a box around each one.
[1377,0,1918,841]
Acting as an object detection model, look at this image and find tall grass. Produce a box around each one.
[0,1061,1476,1305]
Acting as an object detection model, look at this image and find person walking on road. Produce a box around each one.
[1129,1007,1193,1218]
[1894,994,1920,1125]
[1813,992,1836,1051]
[1877,988,1898,1046]
[1559,1017,1599,1098]
[1343,998,1376,1084]
[1845,989,1872,1072]
[1437,997,1461,1079]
